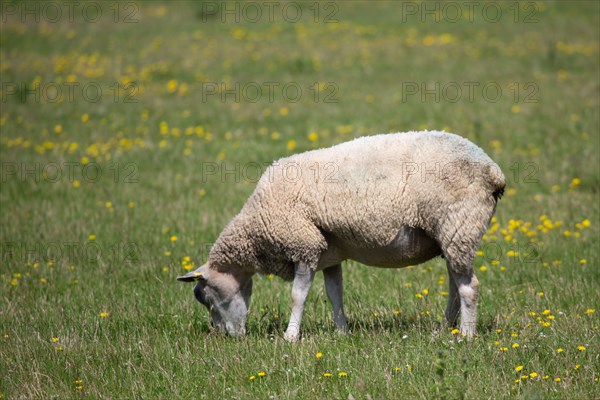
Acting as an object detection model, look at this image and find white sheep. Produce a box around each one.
[178,131,505,342]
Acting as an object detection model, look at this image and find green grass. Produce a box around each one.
[1,1,599,398]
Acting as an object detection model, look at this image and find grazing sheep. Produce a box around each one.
[178,131,505,342]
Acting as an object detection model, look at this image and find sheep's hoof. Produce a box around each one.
[283,330,301,343]
[336,326,350,335]
[457,331,475,342]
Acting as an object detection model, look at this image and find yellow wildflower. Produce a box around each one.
[287,140,297,151]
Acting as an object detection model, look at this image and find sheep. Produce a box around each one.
[177,130,505,342]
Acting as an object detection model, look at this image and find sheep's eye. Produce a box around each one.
[193,284,210,307]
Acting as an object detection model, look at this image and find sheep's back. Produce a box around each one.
[252,131,503,248]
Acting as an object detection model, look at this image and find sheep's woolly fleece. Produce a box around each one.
[208,131,505,279]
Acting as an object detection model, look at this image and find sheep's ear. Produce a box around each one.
[177,267,207,283]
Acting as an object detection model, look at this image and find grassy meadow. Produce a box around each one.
[1,1,599,398]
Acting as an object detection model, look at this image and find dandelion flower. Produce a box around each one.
[257,371,266,377]
[515,365,523,372]
[316,352,323,359]
[530,372,538,378]
[99,311,109,318]
[556,348,564,353]
[338,371,347,377]
[249,375,255,381]
[570,178,581,187]
[554,377,561,382]
[323,372,332,377]
[167,80,178,93]
[170,235,177,242]
[577,345,586,351]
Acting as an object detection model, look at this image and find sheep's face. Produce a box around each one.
[178,265,253,337]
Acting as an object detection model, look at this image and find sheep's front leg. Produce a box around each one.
[283,263,316,342]
[323,264,349,333]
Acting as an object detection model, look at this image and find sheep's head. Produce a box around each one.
[177,264,253,337]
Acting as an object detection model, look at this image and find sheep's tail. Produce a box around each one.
[486,163,506,202]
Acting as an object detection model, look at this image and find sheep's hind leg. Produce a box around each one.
[444,264,460,328]
[450,268,479,340]
[284,262,316,342]
[323,264,349,334]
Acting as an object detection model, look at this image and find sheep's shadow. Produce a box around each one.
[245,312,500,340]
[185,308,499,340]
